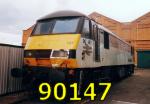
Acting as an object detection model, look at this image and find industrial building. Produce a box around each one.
[22,12,150,68]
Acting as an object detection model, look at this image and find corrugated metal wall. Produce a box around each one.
[0,44,24,95]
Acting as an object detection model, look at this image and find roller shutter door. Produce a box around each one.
[137,51,150,68]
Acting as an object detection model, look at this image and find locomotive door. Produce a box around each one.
[93,25,100,62]
[80,19,93,67]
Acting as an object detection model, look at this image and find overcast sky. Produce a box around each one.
[0,0,150,35]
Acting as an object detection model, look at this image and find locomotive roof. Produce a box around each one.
[37,10,130,46]
[98,24,130,46]
[38,10,87,21]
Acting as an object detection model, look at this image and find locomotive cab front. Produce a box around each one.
[19,11,92,84]
[24,17,82,69]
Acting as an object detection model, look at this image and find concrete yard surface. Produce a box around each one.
[76,69,150,104]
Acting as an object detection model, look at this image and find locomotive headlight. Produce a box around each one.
[51,50,69,58]
[28,52,32,56]
[24,51,34,57]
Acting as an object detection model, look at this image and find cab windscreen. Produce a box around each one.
[32,17,80,35]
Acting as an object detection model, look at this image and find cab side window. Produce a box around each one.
[104,31,110,49]
[93,25,97,40]
[82,19,90,39]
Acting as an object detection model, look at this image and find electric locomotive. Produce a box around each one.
[11,10,134,94]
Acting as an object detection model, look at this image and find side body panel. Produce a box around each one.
[76,36,133,68]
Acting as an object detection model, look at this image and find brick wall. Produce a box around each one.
[22,26,34,46]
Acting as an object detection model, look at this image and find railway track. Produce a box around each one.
[0,92,66,104]
[0,88,110,104]
[10,96,29,104]
[0,91,31,104]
